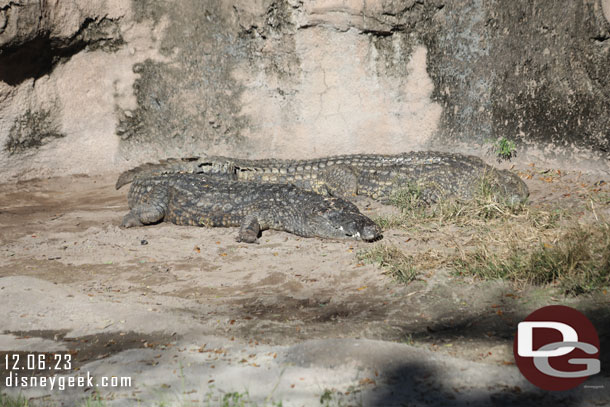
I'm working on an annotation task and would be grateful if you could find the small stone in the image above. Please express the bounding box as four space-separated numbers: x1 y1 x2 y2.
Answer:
141 239 148 245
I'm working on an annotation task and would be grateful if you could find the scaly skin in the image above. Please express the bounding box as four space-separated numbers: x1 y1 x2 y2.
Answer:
116 151 529 205
120 174 382 243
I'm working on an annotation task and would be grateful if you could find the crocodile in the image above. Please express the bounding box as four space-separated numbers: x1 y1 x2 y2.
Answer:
120 173 382 243
116 151 529 205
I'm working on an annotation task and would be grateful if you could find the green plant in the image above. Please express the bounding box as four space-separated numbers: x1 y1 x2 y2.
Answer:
319 389 333 405
319 389 346 407
491 137 517 161
202 388 284 407
0 393 29 407
82 393 106 407
221 392 249 407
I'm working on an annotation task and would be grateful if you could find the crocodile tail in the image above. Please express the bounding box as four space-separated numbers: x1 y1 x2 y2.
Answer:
115 157 202 190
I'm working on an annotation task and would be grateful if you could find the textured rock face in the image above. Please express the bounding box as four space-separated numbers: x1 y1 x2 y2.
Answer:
0 0 608 180
0 0 160 179
0 0 125 85
117 0 442 160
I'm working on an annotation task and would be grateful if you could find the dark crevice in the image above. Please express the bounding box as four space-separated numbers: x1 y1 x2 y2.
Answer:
359 28 395 37
0 1 24 13
0 36 72 86
591 33 610 43
0 17 123 86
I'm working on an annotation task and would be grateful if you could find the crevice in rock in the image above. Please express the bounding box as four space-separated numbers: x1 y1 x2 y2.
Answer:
591 33 610 43
359 28 395 37
0 2 22 33
0 16 123 86
0 1 24 11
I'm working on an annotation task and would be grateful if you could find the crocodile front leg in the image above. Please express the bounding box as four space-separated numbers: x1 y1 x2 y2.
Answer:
121 182 169 228
237 214 263 243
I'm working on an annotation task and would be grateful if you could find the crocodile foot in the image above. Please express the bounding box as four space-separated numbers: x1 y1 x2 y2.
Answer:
121 212 143 228
237 215 262 243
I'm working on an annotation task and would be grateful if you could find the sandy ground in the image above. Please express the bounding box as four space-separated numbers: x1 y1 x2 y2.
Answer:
1 168 609 406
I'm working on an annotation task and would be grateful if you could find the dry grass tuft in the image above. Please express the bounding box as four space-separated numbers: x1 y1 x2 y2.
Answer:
455 222 610 295
372 176 610 295
377 175 530 230
358 244 418 284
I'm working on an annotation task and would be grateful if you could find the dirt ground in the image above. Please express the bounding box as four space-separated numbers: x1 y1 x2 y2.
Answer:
1 166 609 406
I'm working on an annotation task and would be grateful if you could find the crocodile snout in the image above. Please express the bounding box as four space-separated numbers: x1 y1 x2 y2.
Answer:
361 223 383 242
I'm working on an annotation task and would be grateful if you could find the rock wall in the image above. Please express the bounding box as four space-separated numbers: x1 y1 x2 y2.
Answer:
0 0 608 180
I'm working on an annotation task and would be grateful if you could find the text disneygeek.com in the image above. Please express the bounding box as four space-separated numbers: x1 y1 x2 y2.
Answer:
5 372 132 391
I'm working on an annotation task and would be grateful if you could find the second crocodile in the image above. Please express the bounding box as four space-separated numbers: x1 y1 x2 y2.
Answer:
116 151 529 205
